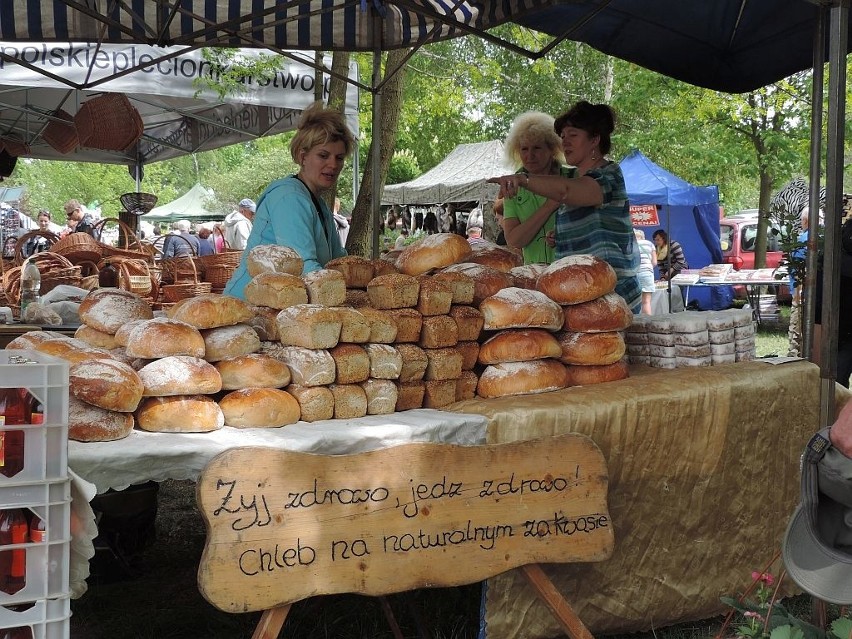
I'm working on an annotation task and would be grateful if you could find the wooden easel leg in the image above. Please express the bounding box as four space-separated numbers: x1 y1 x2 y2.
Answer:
378 596 405 639
521 564 594 639
251 604 292 639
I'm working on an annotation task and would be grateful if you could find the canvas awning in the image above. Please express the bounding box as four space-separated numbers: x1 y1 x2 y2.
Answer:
144 184 220 222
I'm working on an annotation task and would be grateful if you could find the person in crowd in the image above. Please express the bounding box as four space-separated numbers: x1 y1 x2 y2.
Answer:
423 210 439 234
162 219 200 258
196 226 215 256
61 199 95 237
394 226 410 250
466 225 485 245
224 102 353 298
783 398 852 606
634 228 657 315
223 198 255 250
333 198 350 248
493 198 507 246
489 101 641 311
499 111 567 265
652 229 688 281
22 211 53 256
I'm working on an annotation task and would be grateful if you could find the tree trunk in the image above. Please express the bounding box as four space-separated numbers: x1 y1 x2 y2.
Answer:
755 170 774 268
347 50 409 258
322 52 353 211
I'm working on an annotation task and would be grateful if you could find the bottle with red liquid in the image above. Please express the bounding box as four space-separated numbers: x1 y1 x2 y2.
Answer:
0 388 31 479
27 515 44 545
0 509 28 595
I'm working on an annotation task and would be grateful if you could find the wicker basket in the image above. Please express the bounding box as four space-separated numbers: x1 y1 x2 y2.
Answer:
0 135 31 157
120 192 158 215
41 109 79 155
4 253 82 303
158 235 201 284
75 93 144 152
49 231 101 265
93 218 156 262
13 230 59 265
160 256 210 302
100 257 158 300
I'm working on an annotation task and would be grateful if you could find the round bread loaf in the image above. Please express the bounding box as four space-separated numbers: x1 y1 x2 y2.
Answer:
125 317 206 359
68 396 134 442
509 263 548 289
74 324 119 350
35 337 114 363
367 274 420 310
136 395 224 432
467 241 523 272
78 289 153 334
6 331 61 350
165 293 253 329
561 291 633 333
395 232 472 276
70 359 144 412
326 256 375 289
477 359 569 398
245 272 308 310
219 388 300 428
441 263 513 306
556 331 626 366
215 354 291 390
113 319 147 347
246 244 304 277
536 255 617 305
138 356 222 396
564 360 630 386
479 287 564 331
201 323 260 362
478 329 563 364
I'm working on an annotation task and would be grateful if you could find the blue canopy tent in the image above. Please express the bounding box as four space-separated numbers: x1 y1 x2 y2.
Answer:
621 149 731 310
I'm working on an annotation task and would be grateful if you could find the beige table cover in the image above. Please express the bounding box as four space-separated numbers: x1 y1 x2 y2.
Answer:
451 360 821 638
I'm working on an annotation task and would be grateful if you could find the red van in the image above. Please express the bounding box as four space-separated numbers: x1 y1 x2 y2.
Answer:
719 214 790 301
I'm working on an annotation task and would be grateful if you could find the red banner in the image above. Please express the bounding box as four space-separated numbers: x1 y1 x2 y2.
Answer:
630 204 659 226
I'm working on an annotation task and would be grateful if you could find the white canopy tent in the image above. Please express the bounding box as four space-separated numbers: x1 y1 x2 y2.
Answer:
144 183 219 222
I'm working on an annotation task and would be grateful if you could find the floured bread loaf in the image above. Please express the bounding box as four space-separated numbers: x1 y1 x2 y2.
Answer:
386 309 423 343
364 344 403 379
480 288 564 331
245 272 308 310
448 305 484 342
138 356 222 396
330 384 368 419
125 317 206 359
479 329 562 364
70 359 144 412
219 388 300 428
367 274 420 309
36 337 114 364
556 331 625 366
75 324 119 350
330 344 370 384
303 269 346 306
396 232 472 276
276 304 341 349
455 370 478 401
441 263 513 306
395 381 425 411
273 345 336 386
432 271 475 305
423 379 457 408
509 263 547 289
564 360 629 386
416 278 453 316
419 315 459 349
136 395 224 432
215 354 291 390
113 319 147 347
477 359 569 398
536 255 617 305
286 384 334 422
246 306 280 341
358 307 398 344
561 292 633 333
334 306 371 343
326 256 375 288
6 331 60 350
360 379 398 415
68 397 134 442
166 293 253 329
202 324 260 362
455 340 480 370
246 244 303 277
395 343 428 382
467 241 523 272
79 288 153 334
424 347 463 381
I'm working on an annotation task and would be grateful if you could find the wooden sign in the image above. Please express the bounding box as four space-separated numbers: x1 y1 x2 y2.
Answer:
197 434 613 613
630 204 660 226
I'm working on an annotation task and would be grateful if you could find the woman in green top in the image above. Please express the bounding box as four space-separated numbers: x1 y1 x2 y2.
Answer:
501 111 567 264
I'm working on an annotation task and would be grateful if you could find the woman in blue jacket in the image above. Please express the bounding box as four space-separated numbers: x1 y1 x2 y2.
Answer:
224 102 355 299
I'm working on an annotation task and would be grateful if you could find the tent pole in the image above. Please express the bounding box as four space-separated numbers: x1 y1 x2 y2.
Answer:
819 0 848 428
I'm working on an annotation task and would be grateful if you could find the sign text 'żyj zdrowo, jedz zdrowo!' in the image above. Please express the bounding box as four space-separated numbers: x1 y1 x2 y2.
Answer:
196 434 613 612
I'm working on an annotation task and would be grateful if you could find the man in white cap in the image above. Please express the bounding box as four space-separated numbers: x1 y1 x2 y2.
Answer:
223 198 255 249
783 400 852 605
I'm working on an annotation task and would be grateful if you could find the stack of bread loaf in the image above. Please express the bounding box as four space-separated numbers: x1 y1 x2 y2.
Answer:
624 309 755 368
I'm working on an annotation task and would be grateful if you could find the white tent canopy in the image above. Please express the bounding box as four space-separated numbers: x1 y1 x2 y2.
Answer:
381 140 512 206
144 184 218 222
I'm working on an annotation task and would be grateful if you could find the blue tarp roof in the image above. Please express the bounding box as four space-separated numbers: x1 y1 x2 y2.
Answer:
621 150 719 207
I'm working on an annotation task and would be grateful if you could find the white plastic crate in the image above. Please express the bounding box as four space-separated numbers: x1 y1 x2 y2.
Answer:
0 597 70 639
0 350 69 484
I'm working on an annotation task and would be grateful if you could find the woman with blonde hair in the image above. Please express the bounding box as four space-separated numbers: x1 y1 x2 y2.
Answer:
500 111 567 264
224 102 355 298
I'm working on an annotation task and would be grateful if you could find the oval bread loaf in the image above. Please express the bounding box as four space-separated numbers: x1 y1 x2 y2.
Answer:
556 331 626 366
136 395 224 433
201 324 261 362
536 255 617 305
479 287 564 331
138 356 222 396
78 288 153 334
477 359 569 398
247 244 304 277
70 359 144 412
219 388 300 428
125 317 206 359
564 360 630 386
395 232 472 276
561 292 633 333
166 293 253 329
215 354 291 390
68 397 134 442
478 329 562 364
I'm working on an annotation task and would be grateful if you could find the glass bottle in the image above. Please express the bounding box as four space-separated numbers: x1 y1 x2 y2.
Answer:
0 388 31 479
0 509 28 594
19 260 40 316
27 514 44 544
